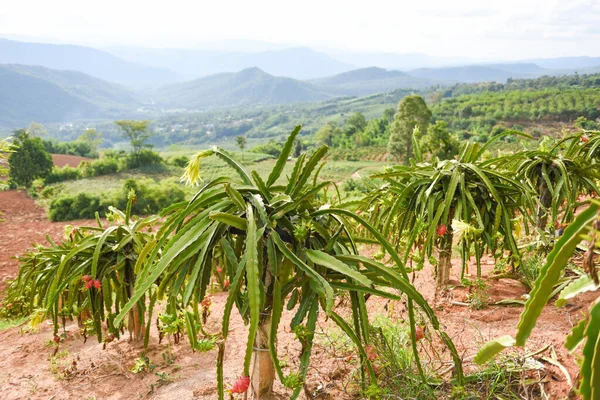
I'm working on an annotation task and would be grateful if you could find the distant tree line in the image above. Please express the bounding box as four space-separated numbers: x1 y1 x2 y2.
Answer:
437 72 600 98
305 76 600 163
432 88 600 133
310 95 460 164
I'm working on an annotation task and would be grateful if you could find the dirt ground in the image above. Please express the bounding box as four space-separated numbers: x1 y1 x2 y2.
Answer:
51 154 91 168
0 189 594 399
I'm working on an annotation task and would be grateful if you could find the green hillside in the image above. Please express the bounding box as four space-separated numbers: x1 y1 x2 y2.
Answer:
430 74 600 132
0 64 139 128
146 89 413 146
150 67 334 109
432 88 600 132
310 67 440 96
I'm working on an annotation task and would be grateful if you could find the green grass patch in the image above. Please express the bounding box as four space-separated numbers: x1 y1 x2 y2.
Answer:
0 316 29 330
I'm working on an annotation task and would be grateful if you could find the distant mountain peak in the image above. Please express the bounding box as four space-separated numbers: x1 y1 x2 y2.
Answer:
151 67 333 109
238 66 269 76
301 66 437 97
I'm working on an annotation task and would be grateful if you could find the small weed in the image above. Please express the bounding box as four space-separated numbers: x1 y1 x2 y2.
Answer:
368 315 435 399
130 353 156 374
26 377 38 394
314 325 354 356
464 279 491 310
278 358 289 369
368 315 540 399
363 384 385 399
281 372 301 390
158 312 184 344
519 253 544 289
161 348 176 365
194 337 217 352
54 350 69 359
48 351 70 379
147 372 174 395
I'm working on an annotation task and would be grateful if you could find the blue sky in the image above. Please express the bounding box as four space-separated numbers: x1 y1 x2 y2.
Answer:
0 0 598 59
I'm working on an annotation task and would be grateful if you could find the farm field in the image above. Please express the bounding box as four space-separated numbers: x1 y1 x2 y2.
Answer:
1 72 600 400
35 154 389 213
0 188 591 399
3 2 600 398
51 154 91 168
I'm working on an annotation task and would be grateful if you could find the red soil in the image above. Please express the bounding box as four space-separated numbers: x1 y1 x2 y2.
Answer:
0 189 594 399
0 190 97 293
51 154 90 168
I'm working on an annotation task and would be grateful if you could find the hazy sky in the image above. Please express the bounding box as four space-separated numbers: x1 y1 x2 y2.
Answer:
1 0 599 59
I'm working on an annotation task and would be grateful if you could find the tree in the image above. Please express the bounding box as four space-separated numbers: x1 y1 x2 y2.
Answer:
0 137 14 179
314 122 339 146
388 95 432 164
235 136 247 159
344 112 367 138
8 130 53 188
0 138 15 222
293 138 302 157
114 120 152 159
27 122 48 138
420 121 459 160
358 118 388 147
77 128 103 156
383 107 395 123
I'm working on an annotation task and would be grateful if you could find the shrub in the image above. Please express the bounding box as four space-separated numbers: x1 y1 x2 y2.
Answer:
250 140 284 157
575 116 600 130
103 149 127 159
40 185 63 199
170 156 189 168
44 166 82 184
49 192 102 221
122 179 185 216
342 177 380 195
48 179 186 221
125 149 163 169
80 158 119 178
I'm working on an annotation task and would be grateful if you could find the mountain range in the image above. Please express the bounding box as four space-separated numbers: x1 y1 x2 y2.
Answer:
105 46 355 80
0 38 178 86
4 38 600 87
1 37 600 129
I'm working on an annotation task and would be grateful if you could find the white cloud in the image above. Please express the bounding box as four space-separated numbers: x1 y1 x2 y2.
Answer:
0 0 598 59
